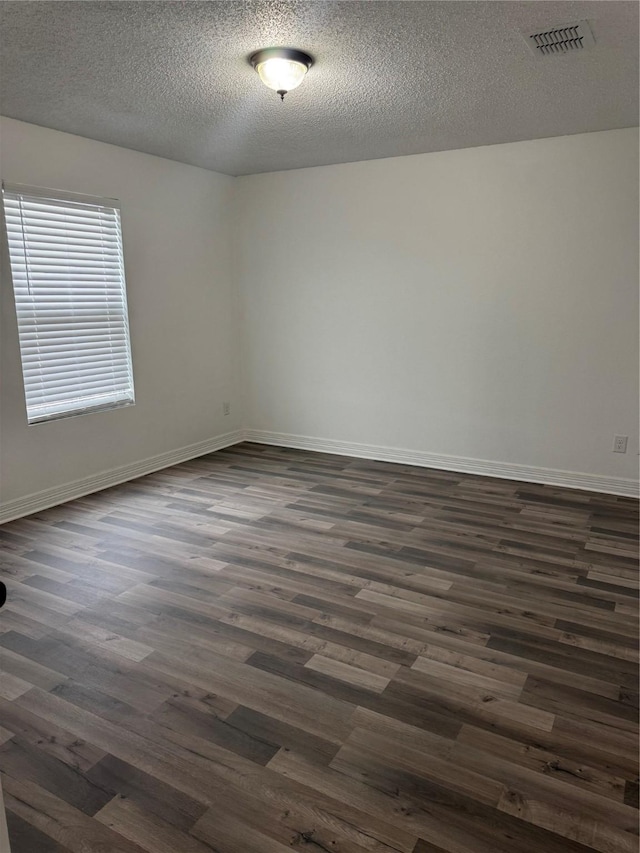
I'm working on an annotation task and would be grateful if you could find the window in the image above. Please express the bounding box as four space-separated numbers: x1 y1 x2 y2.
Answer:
2 183 135 424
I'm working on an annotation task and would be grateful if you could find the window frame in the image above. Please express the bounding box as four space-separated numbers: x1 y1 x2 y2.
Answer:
2 181 135 425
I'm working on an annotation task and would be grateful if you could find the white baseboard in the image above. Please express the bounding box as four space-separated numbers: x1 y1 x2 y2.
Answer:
244 429 640 498
2 426 636 524
0 430 244 525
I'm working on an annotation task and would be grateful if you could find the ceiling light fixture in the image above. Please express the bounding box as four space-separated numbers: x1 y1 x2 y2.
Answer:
250 47 313 101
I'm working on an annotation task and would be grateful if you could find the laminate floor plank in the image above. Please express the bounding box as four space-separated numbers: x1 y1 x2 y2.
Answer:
0 442 637 852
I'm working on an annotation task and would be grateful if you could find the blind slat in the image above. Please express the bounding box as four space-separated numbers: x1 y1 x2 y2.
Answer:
22 358 133 377
3 183 135 424
25 381 133 403
21 344 129 357
23 361 132 379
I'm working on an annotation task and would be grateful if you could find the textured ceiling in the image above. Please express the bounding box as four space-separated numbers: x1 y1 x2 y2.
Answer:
0 1 638 176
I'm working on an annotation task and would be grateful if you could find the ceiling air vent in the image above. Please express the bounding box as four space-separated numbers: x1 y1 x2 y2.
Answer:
523 20 595 56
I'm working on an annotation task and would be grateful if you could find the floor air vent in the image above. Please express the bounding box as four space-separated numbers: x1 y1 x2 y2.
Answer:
523 20 595 56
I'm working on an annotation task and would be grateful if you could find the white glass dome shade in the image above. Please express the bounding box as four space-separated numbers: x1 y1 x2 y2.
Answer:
250 48 313 100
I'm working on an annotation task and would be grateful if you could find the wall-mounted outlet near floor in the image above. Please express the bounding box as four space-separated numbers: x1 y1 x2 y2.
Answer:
223 401 231 416
613 435 628 453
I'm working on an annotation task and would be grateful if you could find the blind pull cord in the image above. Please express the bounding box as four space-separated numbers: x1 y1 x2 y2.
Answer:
17 195 33 296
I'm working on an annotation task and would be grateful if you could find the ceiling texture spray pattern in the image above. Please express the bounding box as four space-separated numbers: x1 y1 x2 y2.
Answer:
0 1 637 176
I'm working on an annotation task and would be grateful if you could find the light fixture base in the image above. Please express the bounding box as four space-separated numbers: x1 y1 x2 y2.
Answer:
249 47 313 71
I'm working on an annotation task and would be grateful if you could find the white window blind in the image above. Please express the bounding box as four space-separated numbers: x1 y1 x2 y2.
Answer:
2 182 135 424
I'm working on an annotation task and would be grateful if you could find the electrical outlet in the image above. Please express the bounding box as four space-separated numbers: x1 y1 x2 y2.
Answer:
613 435 628 454
223 401 230 416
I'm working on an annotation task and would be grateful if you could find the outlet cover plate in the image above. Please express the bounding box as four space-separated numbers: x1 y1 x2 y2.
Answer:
613 435 628 453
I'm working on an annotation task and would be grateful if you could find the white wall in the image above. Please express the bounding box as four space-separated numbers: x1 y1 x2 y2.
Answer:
2 121 637 510
1 117 240 510
235 129 639 489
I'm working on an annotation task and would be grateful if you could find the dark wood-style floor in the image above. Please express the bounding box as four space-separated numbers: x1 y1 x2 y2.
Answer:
0 442 638 853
